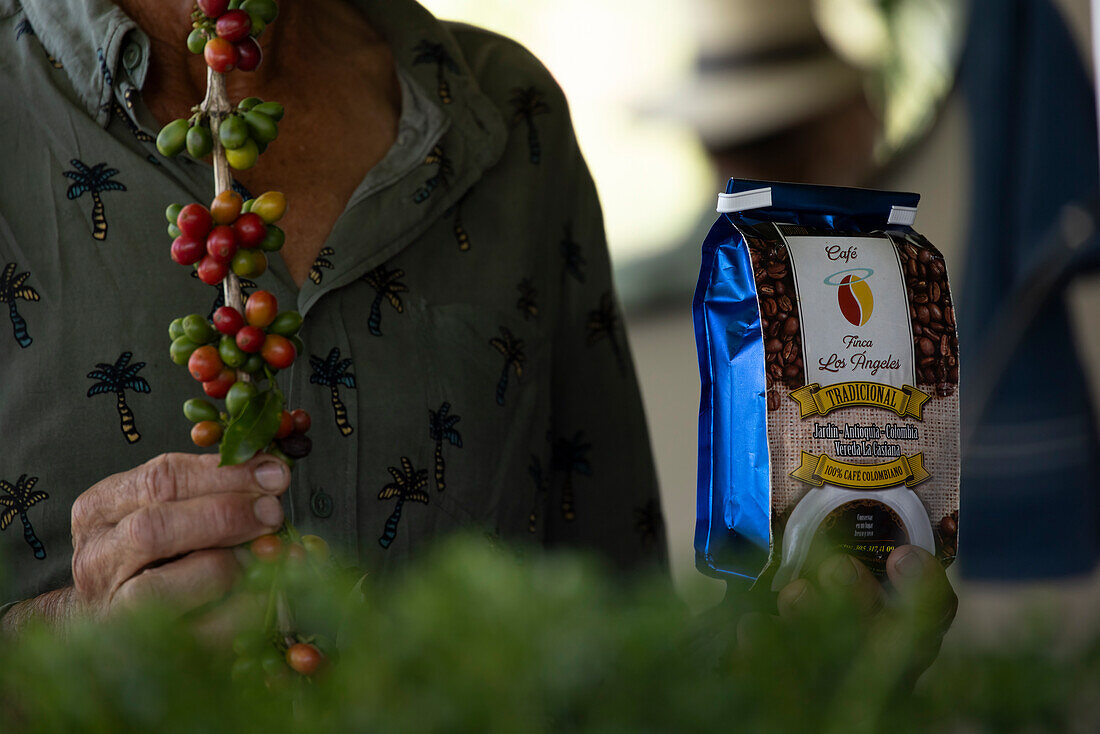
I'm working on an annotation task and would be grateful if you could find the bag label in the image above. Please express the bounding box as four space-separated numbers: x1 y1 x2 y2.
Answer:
781 233 915 389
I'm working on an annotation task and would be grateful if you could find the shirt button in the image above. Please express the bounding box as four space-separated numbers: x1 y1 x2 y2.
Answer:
122 43 143 71
310 488 333 518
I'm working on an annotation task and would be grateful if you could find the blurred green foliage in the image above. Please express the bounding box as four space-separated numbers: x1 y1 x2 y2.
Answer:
1 536 1098 733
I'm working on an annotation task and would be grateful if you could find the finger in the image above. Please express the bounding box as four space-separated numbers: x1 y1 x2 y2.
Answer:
105 491 284 588
777 577 820 620
886 545 958 633
817 554 886 619
75 452 290 527
112 549 241 614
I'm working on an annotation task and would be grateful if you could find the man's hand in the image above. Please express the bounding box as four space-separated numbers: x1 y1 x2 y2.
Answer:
739 546 958 681
3 453 289 632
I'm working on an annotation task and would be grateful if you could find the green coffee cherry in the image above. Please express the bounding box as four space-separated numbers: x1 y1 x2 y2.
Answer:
168 223 182 238
168 318 186 341
219 115 249 150
186 123 214 159
238 96 263 112
182 314 216 344
187 28 206 55
170 336 199 365
242 0 278 23
269 311 302 337
242 353 265 373
251 101 284 122
165 203 183 224
183 398 220 423
243 110 278 144
219 335 247 368
226 381 259 417
259 224 284 252
156 119 189 157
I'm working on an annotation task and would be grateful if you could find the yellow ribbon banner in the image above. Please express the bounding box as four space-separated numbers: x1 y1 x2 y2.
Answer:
789 452 931 490
789 382 930 420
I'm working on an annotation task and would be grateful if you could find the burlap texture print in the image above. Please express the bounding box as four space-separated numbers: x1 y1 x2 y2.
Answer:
767 388 960 563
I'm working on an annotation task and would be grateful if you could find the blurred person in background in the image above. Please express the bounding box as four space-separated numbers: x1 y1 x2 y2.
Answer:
622 0 1100 584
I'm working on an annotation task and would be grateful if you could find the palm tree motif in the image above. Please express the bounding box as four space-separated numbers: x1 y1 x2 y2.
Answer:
560 224 586 283
552 431 592 522
527 455 548 534
0 262 40 348
634 499 664 550
16 19 62 68
509 87 550 164
63 159 127 241
0 475 48 560
489 327 526 406
377 457 430 548
87 351 150 444
412 40 459 104
586 291 626 375
112 100 154 143
450 196 471 251
362 264 407 336
192 271 256 318
414 146 452 204
516 278 538 320
309 347 357 436
309 247 336 285
428 402 463 492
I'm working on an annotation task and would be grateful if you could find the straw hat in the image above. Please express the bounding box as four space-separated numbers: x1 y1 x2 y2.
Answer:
655 0 864 149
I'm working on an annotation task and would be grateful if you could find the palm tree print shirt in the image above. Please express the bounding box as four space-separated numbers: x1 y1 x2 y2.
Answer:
0 0 667 608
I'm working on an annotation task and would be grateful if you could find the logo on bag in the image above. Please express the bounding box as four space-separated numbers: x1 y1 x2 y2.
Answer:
824 268 874 326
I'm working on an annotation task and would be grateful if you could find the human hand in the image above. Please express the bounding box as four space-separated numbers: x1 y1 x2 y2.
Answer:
739 546 958 681
63 452 289 618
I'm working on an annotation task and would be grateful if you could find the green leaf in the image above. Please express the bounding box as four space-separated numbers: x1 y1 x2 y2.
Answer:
219 389 283 466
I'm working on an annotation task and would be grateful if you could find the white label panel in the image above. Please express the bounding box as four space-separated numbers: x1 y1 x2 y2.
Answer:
780 231 915 389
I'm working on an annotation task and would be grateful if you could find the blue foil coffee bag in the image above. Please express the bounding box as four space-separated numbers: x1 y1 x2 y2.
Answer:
694 179 960 585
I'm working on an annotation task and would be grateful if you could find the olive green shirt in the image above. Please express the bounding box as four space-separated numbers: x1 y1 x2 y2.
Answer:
0 0 666 606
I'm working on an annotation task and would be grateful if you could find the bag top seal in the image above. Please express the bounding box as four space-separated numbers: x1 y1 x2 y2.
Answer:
716 178 921 227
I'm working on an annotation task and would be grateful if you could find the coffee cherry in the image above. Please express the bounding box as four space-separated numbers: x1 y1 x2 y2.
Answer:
183 398 220 423
251 534 282 562
245 291 278 327
251 101 284 122
277 432 311 459
248 13 266 39
165 203 184 224
243 110 278 144
242 353 266 374
225 381 258 417
231 249 267 278
242 0 279 23
261 334 296 369
233 212 267 248
196 255 229 285
187 28 207 55
198 0 230 17
188 345 224 382
156 119 189 157
285 643 323 676
259 224 285 252
186 124 213 159
191 420 223 447
213 306 245 336
216 9 252 42
238 97 263 112
225 138 259 170
236 325 266 354
168 223 182 238
170 336 199 366
206 225 238 263
202 368 237 399
290 409 311 434
250 191 286 224
182 314 216 344
211 190 244 225
177 204 213 239
236 37 262 71
219 115 249 150
171 235 205 266
300 534 328 560
275 410 294 439
169 318 186 341
219 334 247 368
268 311 302 337
286 543 306 562
204 36 238 73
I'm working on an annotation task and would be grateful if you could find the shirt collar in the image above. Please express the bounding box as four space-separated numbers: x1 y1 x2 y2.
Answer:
14 0 506 170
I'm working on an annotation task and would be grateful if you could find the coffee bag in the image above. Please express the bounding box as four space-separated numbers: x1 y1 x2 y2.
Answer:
693 179 959 586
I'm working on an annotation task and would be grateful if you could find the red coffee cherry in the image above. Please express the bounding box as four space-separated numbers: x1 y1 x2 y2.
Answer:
171 235 205 266
204 37 238 73
275 410 294 439
233 212 267 248
206 225 238 263
236 37 262 72
213 306 245 336
191 420 223 447
261 334 296 370
290 409 311 434
245 290 278 328
285 643 324 676
197 0 230 18
216 10 252 43
202 368 237 399
177 204 213 240
196 255 228 285
188 345 224 382
251 534 282 562
236 325 266 354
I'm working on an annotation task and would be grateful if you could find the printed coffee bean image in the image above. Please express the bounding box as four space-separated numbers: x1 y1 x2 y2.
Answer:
745 230 805 411
893 233 958 396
